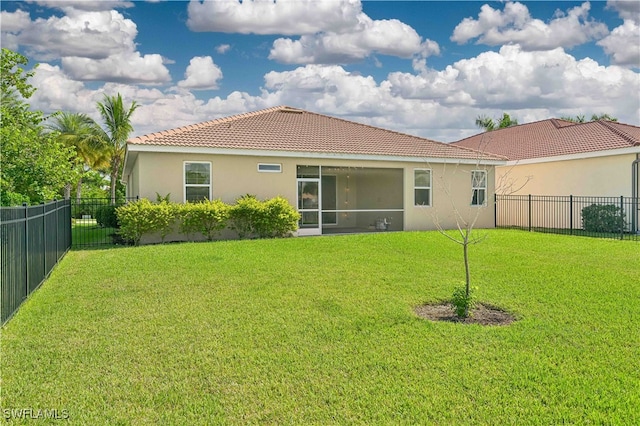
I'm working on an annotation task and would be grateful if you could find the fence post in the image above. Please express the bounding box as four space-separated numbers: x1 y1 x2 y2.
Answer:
23 203 28 301
494 193 498 228
528 194 532 232
620 195 624 240
569 195 573 235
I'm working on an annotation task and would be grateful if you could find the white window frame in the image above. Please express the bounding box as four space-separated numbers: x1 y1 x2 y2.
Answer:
183 161 212 203
471 170 487 206
257 163 282 173
414 168 432 207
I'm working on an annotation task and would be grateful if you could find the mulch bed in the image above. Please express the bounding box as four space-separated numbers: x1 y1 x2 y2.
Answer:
414 302 516 326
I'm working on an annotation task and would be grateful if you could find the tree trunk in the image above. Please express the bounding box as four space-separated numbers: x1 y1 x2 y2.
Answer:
63 183 72 200
76 177 82 203
110 157 120 205
463 236 471 318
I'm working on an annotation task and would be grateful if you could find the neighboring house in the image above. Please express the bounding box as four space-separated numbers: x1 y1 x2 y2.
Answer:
452 119 640 198
123 106 505 238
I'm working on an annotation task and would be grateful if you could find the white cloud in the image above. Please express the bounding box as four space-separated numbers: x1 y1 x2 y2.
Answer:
2 6 172 85
177 56 223 90
216 44 231 54
186 0 362 35
269 17 433 64
3 9 138 61
62 51 171 84
597 19 640 67
606 0 640 22
451 1 609 50
30 1 134 12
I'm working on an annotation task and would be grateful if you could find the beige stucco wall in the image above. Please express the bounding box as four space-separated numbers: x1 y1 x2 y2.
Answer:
124 151 497 236
497 153 637 197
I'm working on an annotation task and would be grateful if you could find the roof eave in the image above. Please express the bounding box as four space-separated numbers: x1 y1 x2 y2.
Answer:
126 143 506 166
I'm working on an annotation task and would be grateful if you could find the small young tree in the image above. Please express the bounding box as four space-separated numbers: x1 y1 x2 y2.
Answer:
428 135 529 318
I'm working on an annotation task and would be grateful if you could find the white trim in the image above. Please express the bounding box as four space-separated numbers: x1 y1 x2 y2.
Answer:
505 146 640 166
413 168 432 207
183 161 212 203
471 170 487 206
257 163 282 173
127 144 506 166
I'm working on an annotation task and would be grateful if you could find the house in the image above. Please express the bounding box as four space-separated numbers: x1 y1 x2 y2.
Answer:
123 106 505 237
452 119 640 233
452 119 640 198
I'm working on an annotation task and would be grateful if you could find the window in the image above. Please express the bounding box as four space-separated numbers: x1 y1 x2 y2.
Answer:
471 170 487 206
258 163 282 173
184 162 211 202
414 169 431 206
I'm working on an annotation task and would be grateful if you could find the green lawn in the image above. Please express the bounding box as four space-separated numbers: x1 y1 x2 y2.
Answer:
71 220 117 247
1 230 639 424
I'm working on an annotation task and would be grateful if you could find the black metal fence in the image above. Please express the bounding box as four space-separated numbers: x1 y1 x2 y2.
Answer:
1 199 72 325
71 197 136 247
496 194 640 241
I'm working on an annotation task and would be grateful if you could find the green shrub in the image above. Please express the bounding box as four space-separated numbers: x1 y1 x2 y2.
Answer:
228 194 262 239
95 205 119 228
116 199 158 245
581 204 626 233
148 201 178 243
180 199 230 241
228 195 299 239
451 285 475 319
256 196 300 238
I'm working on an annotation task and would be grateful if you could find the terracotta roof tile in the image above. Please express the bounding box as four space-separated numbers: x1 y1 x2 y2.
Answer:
452 119 640 161
128 106 504 161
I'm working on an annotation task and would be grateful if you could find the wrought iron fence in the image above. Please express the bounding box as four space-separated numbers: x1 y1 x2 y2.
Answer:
70 197 137 247
496 194 639 241
1 199 71 325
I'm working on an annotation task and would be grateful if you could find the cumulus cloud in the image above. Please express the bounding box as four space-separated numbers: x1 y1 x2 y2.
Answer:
451 1 609 50
186 0 362 35
29 1 134 12
2 6 171 85
3 9 138 61
269 17 434 64
606 0 640 21
177 56 223 90
597 20 640 67
62 51 171 84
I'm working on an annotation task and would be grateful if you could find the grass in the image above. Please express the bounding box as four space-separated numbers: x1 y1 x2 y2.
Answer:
1 230 639 424
71 220 117 247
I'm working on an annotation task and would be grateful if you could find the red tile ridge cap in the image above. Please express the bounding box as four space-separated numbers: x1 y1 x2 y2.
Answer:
597 120 640 147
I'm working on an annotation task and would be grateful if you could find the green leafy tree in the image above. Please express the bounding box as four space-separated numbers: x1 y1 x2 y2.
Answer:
47 112 110 200
475 113 518 132
1 48 74 205
96 93 139 204
560 113 618 123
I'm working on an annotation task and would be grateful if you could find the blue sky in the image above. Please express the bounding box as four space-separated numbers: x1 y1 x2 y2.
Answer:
1 0 638 141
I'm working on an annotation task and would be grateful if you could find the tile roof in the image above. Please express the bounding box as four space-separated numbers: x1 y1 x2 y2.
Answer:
451 119 640 161
128 106 504 162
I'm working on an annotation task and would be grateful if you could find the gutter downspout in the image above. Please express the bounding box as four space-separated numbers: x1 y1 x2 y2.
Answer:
633 154 639 234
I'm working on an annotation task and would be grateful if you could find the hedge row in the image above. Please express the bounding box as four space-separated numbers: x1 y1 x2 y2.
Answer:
115 195 300 245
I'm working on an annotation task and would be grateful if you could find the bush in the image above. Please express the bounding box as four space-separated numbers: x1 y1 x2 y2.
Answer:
180 199 230 241
95 205 119 228
229 195 299 239
451 285 475 319
256 196 300 238
581 204 626 233
228 194 262 239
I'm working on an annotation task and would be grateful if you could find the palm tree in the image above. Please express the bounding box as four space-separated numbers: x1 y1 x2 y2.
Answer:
560 113 617 123
48 112 110 200
475 113 518 132
96 94 139 204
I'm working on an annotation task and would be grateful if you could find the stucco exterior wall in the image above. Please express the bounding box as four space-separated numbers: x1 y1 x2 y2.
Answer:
497 153 637 197
125 151 497 234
